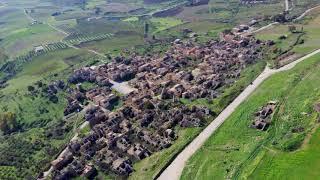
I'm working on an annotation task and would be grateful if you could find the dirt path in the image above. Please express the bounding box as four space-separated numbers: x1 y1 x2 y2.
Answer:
249 22 279 34
47 22 69 36
157 49 320 180
41 110 90 179
46 22 107 57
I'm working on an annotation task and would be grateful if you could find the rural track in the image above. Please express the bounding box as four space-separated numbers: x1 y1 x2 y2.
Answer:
157 48 320 180
23 8 36 22
249 3 320 34
295 5 320 21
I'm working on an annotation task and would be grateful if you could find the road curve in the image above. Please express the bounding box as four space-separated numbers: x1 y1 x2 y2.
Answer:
157 49 320 180
295 5 320 21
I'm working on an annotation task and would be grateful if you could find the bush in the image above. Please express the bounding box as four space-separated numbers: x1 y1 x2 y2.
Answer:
281 133 306 151
0 112 19 134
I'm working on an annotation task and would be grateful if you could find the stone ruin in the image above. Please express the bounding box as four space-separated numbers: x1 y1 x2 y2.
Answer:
251 101 277 130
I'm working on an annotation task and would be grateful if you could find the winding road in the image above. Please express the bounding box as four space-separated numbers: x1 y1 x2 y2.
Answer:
157 48 320 180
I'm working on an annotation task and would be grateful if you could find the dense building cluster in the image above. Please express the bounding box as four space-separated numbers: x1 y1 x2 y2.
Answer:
51 32 267 179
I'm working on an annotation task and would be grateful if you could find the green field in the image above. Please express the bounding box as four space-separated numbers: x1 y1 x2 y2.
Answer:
181 46 320 180
0 7 67 58
1 24 65 57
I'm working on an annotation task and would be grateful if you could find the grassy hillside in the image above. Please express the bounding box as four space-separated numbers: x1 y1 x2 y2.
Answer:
181 46 320 180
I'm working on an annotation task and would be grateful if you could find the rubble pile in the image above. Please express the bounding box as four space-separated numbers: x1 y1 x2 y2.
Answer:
251 101 277 130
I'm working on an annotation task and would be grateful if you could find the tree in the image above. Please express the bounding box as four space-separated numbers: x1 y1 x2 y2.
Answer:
273 13 287 23
222 29 232 35
95 7 102 15
27 85 35 92
0 112 18 134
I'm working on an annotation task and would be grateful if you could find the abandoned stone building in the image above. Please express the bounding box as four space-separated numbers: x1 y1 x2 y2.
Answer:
251 101 277 130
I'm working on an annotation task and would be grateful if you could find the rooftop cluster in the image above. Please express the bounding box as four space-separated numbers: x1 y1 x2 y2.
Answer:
51 32 267 179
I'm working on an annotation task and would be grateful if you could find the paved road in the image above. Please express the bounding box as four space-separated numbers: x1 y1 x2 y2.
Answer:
285 0 289 11
46 22 107 57
157 48 320 180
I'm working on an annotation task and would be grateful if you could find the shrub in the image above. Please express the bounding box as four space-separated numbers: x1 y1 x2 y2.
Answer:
0 112 19 134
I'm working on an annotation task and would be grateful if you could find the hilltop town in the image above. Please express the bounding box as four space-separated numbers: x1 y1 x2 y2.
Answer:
47 28 269 179
1 0 320 179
